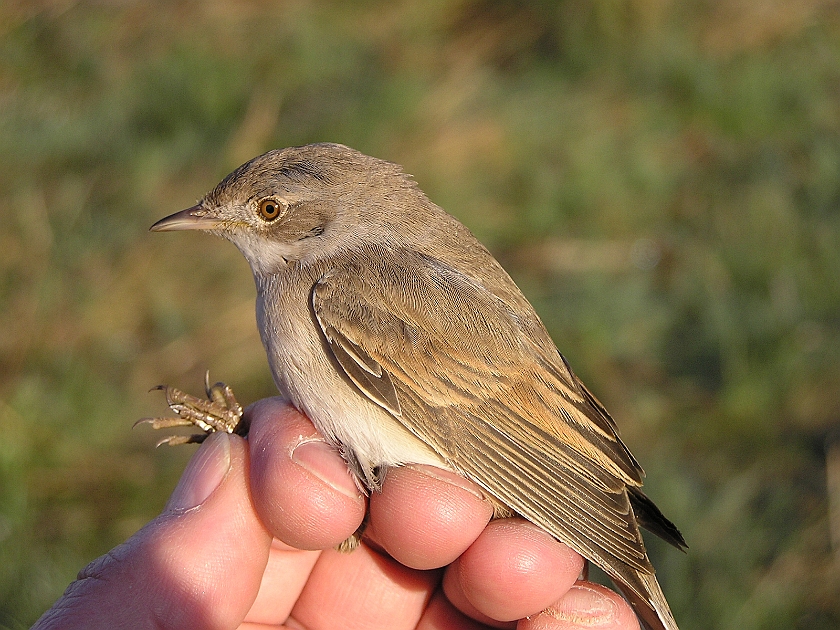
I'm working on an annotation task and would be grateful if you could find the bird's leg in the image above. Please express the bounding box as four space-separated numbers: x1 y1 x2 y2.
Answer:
336 514 369 553
136 372 247 446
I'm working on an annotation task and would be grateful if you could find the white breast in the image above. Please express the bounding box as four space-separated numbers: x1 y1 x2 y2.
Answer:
255 270 447 485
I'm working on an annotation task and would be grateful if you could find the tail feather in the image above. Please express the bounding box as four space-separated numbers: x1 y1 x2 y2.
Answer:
628 487 688 552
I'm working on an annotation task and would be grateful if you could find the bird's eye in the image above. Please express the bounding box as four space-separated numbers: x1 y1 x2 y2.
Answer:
258 198 286 222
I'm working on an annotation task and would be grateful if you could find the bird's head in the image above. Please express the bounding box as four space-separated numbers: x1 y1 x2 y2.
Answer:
151 143 417 276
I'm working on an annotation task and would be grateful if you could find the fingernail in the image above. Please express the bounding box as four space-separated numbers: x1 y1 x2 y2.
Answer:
405 464 486 501
291 438 362 500
544 585 617 625
166 432 231 511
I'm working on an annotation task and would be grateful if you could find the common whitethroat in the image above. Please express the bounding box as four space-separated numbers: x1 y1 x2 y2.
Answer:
150 143 686 630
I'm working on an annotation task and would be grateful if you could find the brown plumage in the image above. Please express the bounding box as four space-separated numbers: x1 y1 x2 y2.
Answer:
151 143 686 630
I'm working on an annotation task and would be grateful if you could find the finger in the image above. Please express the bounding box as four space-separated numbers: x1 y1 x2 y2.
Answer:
288 545 440 630
33 432 272 630
247 397 367 550
442 519 584 623
416 590 496 630
240 539 320 626
517 582 640 630
368 464 494 570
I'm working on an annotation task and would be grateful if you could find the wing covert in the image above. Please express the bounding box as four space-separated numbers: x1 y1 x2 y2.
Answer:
310 244 656 583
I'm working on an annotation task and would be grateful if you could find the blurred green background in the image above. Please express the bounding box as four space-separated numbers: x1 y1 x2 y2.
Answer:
2 1 839 628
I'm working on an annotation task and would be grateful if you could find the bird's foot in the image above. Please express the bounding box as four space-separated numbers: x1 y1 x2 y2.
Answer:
136 372 246 446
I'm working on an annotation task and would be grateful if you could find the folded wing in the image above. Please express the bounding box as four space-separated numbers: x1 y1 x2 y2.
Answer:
311 244 684 627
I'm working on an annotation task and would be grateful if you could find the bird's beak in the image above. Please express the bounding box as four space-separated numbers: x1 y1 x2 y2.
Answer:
150 204 223 232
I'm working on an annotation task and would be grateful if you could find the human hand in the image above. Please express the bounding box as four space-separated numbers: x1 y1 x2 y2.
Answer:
33 397 639 629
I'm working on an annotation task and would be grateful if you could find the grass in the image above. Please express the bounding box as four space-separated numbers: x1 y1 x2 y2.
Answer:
1 1 839 627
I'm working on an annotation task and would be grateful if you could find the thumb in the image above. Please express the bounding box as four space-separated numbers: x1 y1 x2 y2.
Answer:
33 432 272 630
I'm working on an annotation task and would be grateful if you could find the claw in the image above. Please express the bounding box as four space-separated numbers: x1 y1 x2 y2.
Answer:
155 433 208 448
138 374 245 446
134 416 196 430
204 370 213 400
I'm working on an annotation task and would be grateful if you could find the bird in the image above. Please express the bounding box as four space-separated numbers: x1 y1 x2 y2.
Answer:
150 142 686 630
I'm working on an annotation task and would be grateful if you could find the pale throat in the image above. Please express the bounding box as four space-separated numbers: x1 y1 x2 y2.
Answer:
229 233 296 277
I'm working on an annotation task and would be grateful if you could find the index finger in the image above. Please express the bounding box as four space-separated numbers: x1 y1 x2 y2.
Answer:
246 397 367 550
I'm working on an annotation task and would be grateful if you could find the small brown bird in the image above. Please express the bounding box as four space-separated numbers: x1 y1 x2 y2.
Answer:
151 143 686 630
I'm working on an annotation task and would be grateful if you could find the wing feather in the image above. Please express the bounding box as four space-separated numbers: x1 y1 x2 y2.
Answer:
311 245 665 593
